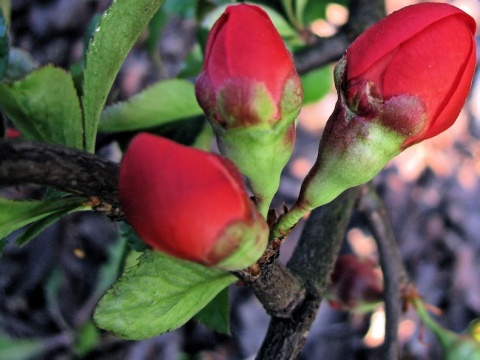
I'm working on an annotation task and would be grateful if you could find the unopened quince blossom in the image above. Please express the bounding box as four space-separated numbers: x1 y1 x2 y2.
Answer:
275 3 476 236
195 4 303 216
118 133 268 271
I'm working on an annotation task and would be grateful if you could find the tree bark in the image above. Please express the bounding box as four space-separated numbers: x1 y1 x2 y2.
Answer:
0 139 122 218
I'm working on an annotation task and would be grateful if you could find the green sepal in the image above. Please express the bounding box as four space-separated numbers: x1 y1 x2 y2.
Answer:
212 76 302 217
302 115 403 207
273 57 427 237
217 122 295 218
213 215 268 271
273 111 404 237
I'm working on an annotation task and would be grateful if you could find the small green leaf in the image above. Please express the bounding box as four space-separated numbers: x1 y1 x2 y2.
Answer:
99 79 202 132
13 189 81 247
70 14 103 96
0 197 87 239
0 65 84 149
94 250 236 340
74 321 100 357
83 14 103 66
81 0 164 152
301 65 332 104
194 287 230 335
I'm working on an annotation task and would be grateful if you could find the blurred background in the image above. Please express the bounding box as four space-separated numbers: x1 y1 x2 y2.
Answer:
1 0 480 359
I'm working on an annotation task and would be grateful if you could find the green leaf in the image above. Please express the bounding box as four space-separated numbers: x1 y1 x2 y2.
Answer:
99 79 202 132
301 65 332 105
0 336 48 360
0 197 87 239
13 190 82 247
194 287 230 335
94 250 236 340
0 65 84 149
74 321 100 357
81 0 164 152
295 0 309 28
0 8 8 80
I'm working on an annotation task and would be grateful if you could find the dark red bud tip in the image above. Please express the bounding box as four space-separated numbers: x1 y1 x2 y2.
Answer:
329 254 383 310
118 133 261 266
344 79 383 118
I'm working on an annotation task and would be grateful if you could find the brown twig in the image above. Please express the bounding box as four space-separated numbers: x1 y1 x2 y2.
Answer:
250 0 387 353
233 260 306 319
357 182 410 360
0 139 123 219
256 187 361 359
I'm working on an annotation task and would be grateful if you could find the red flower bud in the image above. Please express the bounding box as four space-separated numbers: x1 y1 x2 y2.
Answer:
196 4 301 125
195 4 303 216
343 2 476 147
118 133 268 270
273 4 476 236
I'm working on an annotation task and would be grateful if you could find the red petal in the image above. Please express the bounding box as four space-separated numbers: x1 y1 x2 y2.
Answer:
423 33 476 140
204 4 295 102
381 14 475 137
346 3 475 81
